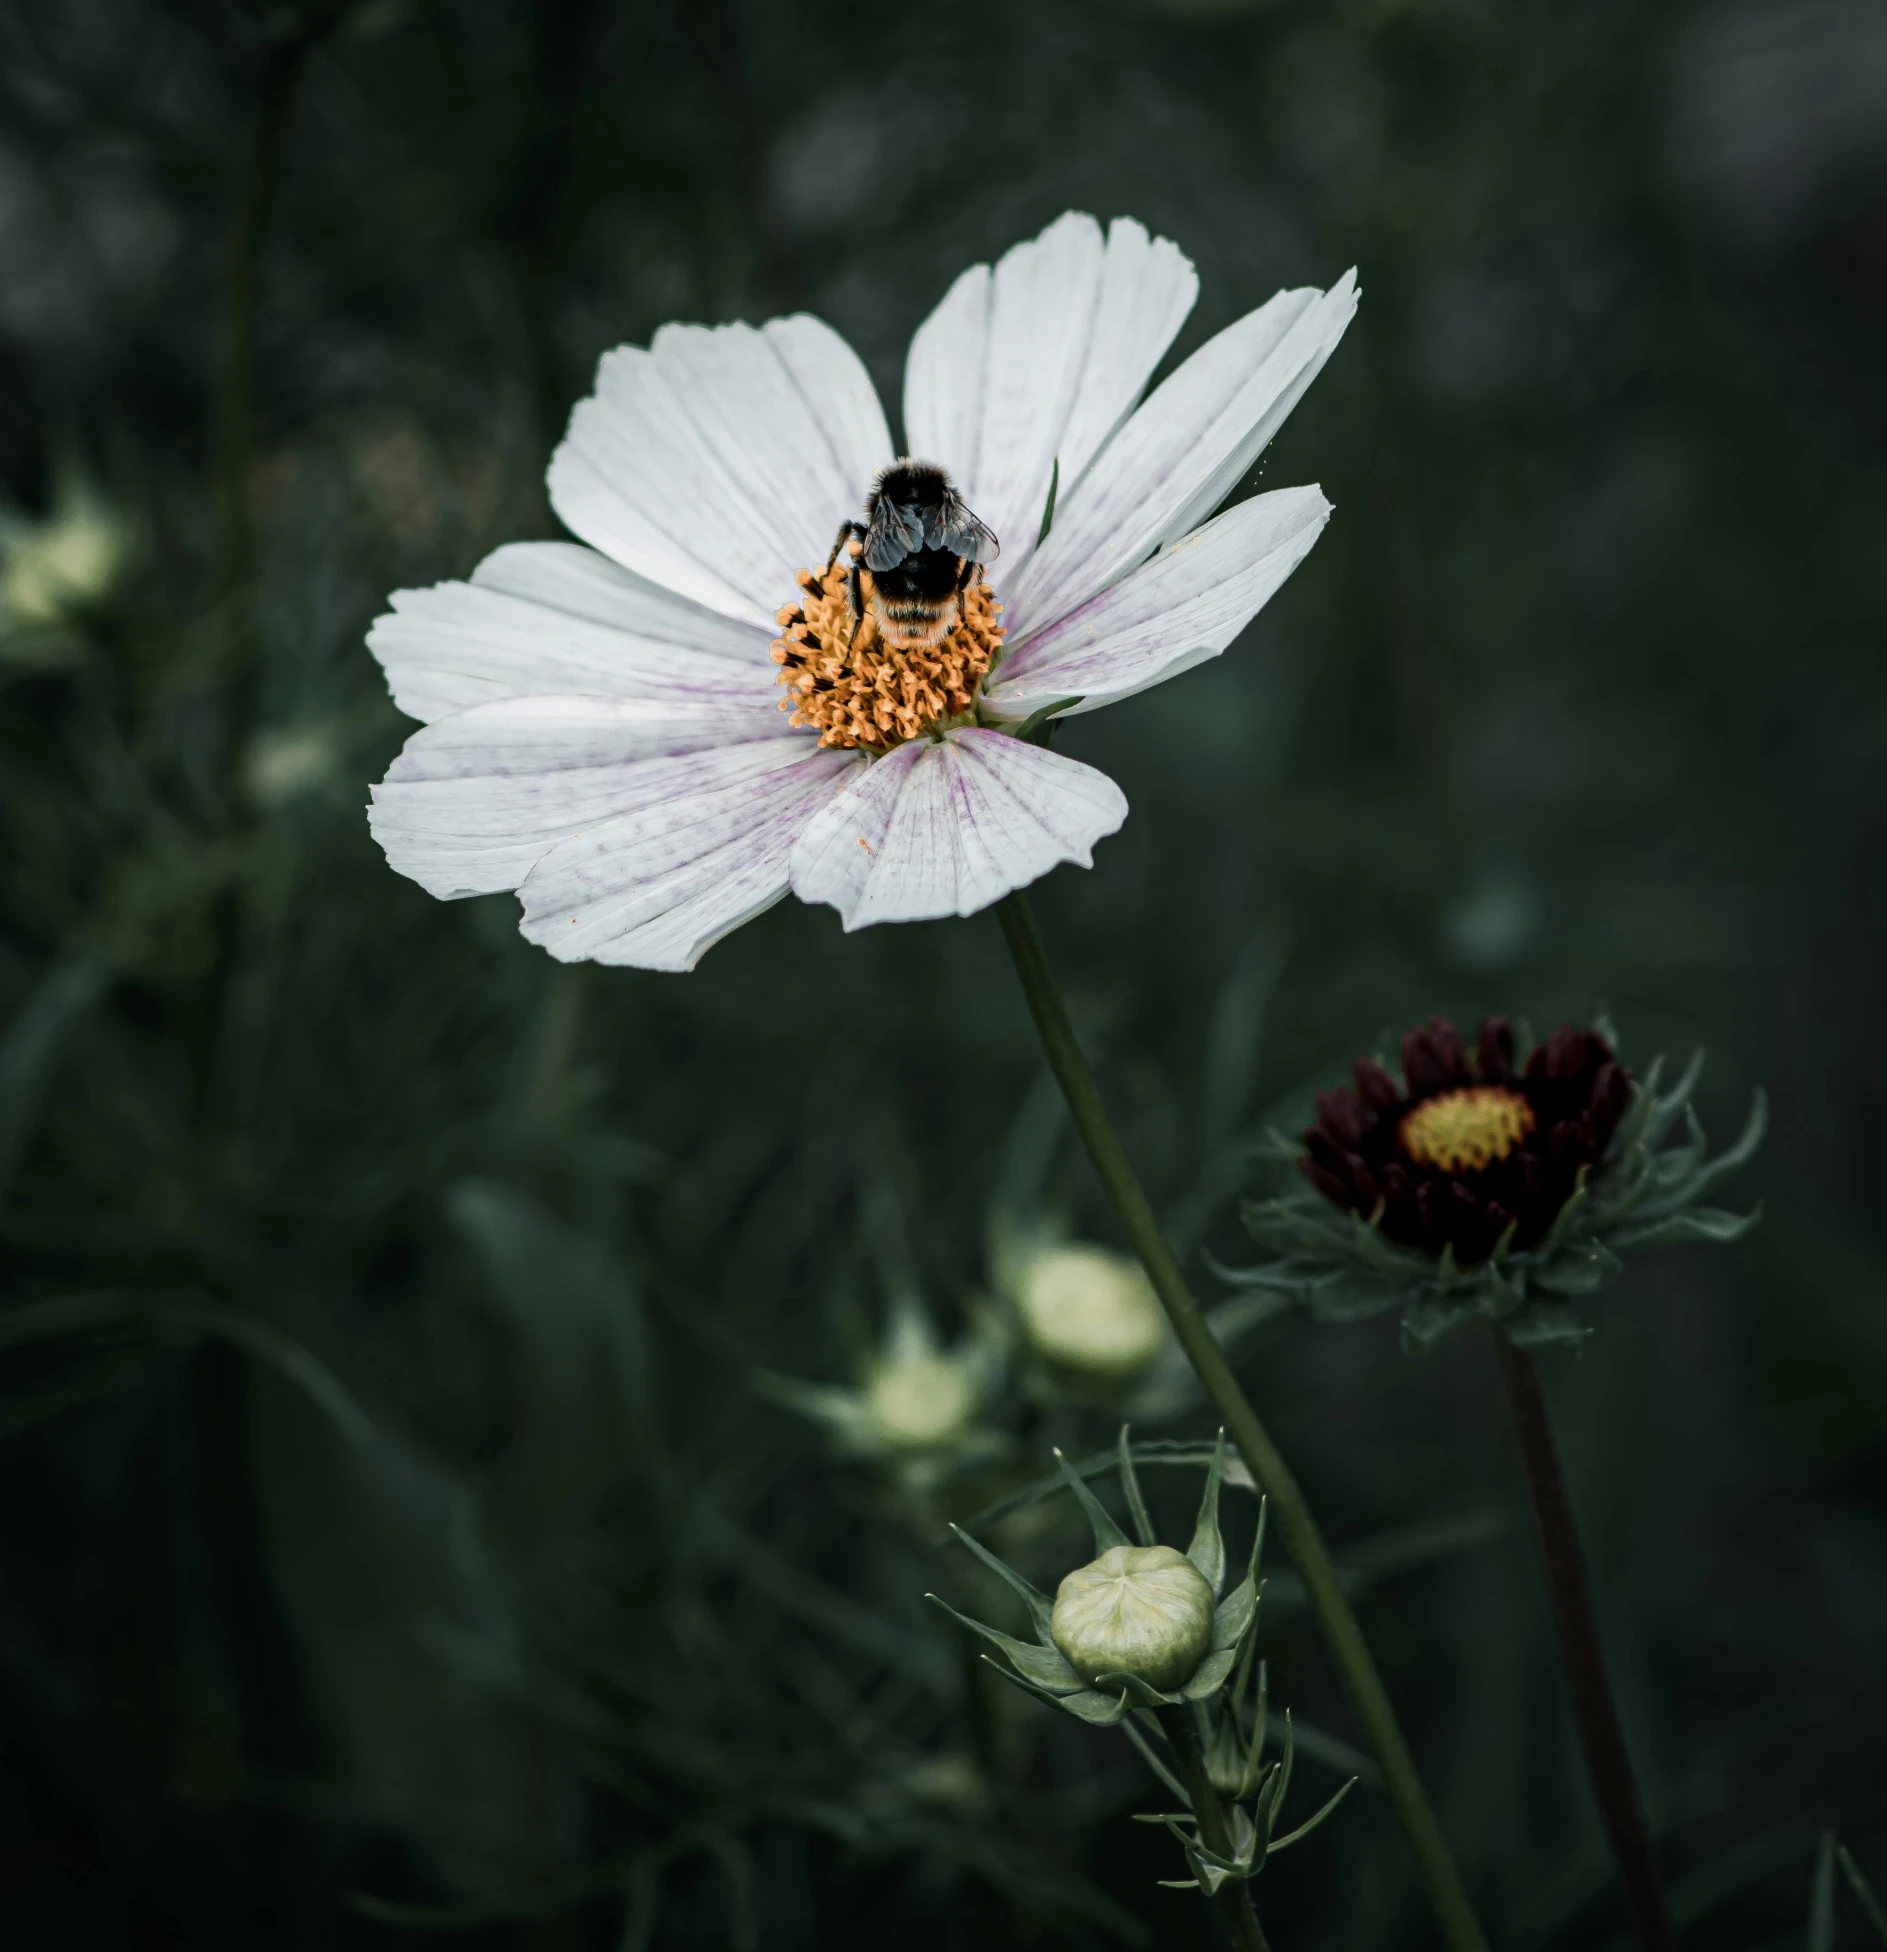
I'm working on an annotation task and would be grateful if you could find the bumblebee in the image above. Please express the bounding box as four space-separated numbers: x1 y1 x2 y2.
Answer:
826 459 999 652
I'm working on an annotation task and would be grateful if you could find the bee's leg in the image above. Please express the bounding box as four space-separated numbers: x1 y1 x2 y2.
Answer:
955 555 974 628
825 520 867 575
847 559 866 649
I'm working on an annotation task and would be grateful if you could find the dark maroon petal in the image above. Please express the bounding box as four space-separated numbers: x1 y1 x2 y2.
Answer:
1541 1024 1584 1083
1347 1160 1381 1208
1383 1161 1413 1205
1304 1128 1351 1175
1477 1017 1515 1081
1429 1017 1471 1083
1402 1026 1448 1095
1299 1158 1358 1210
1353 1057 1401 1112
1315 1088 1370 1147
1579 1035 1614 1089
1591 1060 1630 1130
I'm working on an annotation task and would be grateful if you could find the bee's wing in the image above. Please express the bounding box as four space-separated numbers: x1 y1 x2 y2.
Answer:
928 493 1000 564
863 500 926 572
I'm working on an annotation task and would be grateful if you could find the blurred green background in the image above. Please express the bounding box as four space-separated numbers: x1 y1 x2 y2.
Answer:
2 0 1884 1946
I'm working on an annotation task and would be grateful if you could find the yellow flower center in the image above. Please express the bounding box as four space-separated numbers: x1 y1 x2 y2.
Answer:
1398 1085 1536 1174
770 555 1003 751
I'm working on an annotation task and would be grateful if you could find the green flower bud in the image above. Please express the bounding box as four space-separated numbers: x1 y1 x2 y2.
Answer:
863 1351 977 1451
244 723 342 808
1015 1243 1166 1382
1 487 128 630
1049 1544 1214 1693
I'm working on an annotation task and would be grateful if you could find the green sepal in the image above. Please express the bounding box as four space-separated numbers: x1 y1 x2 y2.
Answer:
1256 1709 1296 1836
1149 1803 1261 1894
1536 1172 1593 1257
1608 1204 1762 1251
1502 1305 1593 1351
1116 1424 1158 1547
1034 456 1060 547
1005 696 1084 745
1094 1668 1184 1709
947 1522 1054 1641
1053 1446 1132 1555
1185 1429 1227 1594
1642 1050 1704 1148
1211 1571 1259 1652
1531 1240 1622 1295
984 1656 1129 1726
1264 1773 1358 1855
924 1593 1084 1692
1211 1501 1265 1653
1673 1088 1768 1199
1180 1645 1240 1700
1401 1298 1461 1352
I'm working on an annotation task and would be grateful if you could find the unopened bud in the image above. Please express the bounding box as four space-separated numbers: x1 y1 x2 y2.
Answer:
0 488 128 629
863 1351 976 1451
1050 1544 1214 1693
1015 1244 1166 1382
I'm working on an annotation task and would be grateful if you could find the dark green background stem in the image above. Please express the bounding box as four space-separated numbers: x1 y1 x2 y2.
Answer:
1157 1705 1270 1952
995 891 1489 1952
1492 1330 1673 1952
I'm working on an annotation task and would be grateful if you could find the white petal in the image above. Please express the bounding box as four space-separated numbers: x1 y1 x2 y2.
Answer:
548 315 892 626
762 314 895 514
1054 220 1201 498
985 486 1331 719
1004 271 1358 635
369 541 777 724
516 742 861 971
902 214 1197 581
370 697 808 899
788 727 1127 930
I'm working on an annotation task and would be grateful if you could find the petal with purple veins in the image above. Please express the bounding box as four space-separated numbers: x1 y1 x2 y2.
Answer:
1004 271 1358 636
984 486 1330 721
369 541 778 725
788 727 1127 930
549 315 893 626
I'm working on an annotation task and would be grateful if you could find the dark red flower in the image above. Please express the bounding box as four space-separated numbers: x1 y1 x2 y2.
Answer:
1298 1018 1632 1263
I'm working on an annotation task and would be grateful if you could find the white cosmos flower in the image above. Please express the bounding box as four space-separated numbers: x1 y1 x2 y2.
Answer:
367 212 1357 971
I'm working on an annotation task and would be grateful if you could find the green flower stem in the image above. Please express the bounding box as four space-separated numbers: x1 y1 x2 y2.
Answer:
1157 1704 1270 1952
1491 1329 1673 1952
995 891 1488 1952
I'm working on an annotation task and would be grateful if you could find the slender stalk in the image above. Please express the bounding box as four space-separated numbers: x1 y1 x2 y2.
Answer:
1491 1330 1673 1952
197 4 350 1120
217 5 356 708
1158 1705 1270 1952
996 892 1488 1952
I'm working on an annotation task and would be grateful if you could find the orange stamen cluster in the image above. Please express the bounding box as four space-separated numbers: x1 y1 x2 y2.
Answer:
771 559 1003 751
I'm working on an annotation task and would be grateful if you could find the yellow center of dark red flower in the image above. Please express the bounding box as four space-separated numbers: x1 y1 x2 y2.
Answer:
1398 1086 1536 1175
770 558 1003 751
